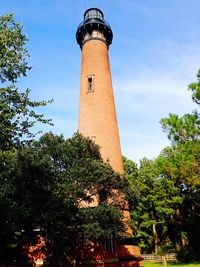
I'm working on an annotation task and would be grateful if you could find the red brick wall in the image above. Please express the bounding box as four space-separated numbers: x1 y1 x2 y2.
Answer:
78 39 124 174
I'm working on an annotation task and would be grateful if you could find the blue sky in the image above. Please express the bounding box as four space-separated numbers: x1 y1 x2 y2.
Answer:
1 0 200 163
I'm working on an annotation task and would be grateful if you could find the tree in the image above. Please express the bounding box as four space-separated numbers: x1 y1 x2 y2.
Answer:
0 14 52 150
160 70 200 188
188 69 200 105
159 69 200 261
0 13 52 265
0 133 127 265
160 113 200 145
0 14 31 83
124 157 182 254
157 146 200 256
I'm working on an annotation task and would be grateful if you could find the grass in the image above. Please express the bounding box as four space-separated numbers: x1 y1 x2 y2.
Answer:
142 262 200 267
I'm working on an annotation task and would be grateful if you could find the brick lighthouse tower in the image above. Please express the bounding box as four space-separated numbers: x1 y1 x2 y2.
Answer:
76 8 141 267
76 8 123 174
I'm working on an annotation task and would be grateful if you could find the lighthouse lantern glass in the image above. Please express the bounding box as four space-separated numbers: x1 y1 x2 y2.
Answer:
85 9 103 20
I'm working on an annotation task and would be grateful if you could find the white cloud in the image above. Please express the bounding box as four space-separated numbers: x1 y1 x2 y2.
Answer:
112 40 200 162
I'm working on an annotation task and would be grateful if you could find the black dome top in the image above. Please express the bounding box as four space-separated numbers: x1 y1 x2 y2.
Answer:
76 8 113 48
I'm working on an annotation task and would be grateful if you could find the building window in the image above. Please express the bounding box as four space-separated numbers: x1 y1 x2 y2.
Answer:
103 239 109 252
86 75 95 93
110 234 116 252
103 235 116 253
88 77 92 91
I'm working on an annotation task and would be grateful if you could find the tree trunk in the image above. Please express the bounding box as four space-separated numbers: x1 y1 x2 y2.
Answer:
152 223 160 254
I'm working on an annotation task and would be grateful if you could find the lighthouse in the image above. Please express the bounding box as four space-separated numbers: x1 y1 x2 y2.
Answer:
76 8 141 267
76 8 123 174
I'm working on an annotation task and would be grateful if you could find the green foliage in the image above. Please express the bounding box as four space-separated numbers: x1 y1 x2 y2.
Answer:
123 156 138 179
188 69 200 105
158 70 200 261
124 157 182 253
160 70 200 186
0 13 52 264
157 143 200 187
0 132 127 264
177 245 200 263
125 69 200 257
0 14 30 83
160 113 200 145
0 13 52 150
0 86 52 150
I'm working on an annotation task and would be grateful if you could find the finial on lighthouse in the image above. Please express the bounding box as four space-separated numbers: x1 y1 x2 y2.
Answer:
76 8 113 49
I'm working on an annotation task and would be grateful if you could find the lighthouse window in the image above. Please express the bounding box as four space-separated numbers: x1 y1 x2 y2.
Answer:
85 9 103 20
86 75 95 93
88 77 92 91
